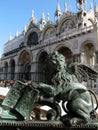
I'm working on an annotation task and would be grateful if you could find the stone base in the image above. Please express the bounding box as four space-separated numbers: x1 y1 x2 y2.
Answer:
0 120 98 130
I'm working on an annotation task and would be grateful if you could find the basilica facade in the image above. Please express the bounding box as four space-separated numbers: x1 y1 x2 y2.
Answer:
0 0 98 92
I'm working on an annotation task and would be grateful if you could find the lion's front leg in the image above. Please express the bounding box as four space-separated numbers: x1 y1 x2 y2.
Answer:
69 91 92 117
61 90 93 126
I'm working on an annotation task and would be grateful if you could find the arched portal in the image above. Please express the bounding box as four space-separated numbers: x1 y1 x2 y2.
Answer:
57 47 73 65
37 51 48 82
81 43 95 66
24 63 31 80
4 62 8 79
18 51 31 81
81 42 95 90
10 59 15 80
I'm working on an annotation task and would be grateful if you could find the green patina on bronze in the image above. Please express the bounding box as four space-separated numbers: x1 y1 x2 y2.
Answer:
0 51 98 127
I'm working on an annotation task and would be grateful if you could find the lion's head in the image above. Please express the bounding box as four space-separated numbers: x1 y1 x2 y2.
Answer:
45 51 66 84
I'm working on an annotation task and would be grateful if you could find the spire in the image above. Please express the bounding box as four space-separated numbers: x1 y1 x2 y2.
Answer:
55 3 62 17
23 25 27 35
24 25 27 32
32 10 34 17
42 12 45 22
55 3 62 22
40 12 46 29
30 9 37 24
76 0 86 11
94 3 98 12
15 30 19 37
94 3 98 18
64 1 67 12
90 2 93 10
84 0 86 10
9 33 13 41
46 12 50 22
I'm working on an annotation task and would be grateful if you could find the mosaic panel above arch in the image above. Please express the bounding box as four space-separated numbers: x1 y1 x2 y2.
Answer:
60 19 76 33
43 26 55 40
18 51 31 65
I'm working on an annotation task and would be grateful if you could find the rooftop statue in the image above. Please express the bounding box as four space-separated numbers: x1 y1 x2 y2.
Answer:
0 51 98 126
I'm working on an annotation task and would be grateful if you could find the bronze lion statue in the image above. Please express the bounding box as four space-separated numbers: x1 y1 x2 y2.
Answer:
0 51 98 126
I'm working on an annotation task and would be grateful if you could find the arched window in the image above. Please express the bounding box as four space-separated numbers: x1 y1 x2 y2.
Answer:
27 32 38 46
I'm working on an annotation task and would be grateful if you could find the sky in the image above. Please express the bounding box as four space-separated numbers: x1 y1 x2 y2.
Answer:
0 0 98 57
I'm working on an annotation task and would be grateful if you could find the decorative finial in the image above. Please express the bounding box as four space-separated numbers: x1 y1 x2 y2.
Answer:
16 30 19 37
23 25 27 35
9 33 13 41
